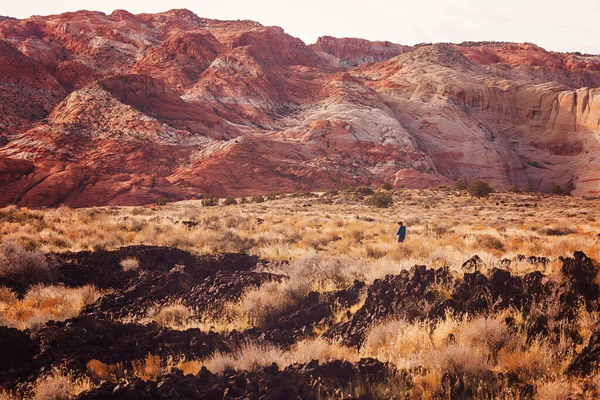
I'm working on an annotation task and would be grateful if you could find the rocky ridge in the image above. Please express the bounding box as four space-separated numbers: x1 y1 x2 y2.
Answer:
0 10 599 206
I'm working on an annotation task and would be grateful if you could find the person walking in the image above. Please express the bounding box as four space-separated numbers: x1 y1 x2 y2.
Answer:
396 221 406 243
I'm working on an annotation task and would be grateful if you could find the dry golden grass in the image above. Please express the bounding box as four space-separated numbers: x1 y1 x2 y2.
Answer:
126 301 252 332
119 257 139 272
0 284 104 330
29 368 93 400
100 338 359 379
132 354 163 381
46 309 592 399
535 379 573 400
1 189 599 398
86 359 126 382
0 190 597 275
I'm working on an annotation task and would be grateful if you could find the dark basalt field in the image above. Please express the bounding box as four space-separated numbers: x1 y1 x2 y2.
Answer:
2 245 600 399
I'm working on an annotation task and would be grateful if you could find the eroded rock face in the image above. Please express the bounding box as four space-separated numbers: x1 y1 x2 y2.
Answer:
1 11 600 206
310 36 413 68
0 40 66 133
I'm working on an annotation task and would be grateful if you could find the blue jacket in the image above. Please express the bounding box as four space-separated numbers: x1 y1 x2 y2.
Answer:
397 225 406 239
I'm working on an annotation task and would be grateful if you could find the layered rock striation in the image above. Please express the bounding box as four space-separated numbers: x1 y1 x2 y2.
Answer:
0 11 599 206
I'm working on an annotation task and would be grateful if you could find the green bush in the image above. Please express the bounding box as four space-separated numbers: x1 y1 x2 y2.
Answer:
240 197 248 204
201 195 219 207
365 191 394 208
467 180 493 198
380 183 393 191
223 196 237 206
252 195 265 203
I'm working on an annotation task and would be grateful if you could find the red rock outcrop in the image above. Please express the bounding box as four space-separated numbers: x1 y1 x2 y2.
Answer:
0 40 66 134
310 36 412 69
0 10 599 206
456 42 600 71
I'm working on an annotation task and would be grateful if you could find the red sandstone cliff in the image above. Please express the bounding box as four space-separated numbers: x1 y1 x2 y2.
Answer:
0 11 599 207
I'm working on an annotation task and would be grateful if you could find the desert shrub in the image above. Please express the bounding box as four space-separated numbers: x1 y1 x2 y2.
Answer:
365 191 394 208
542 227 577 236
32 372 72 400
205 339 356 374
362 319 432 368
239 254 362 326
252 195 265 203
211 230 256 254
549 183 570 195
467 180 493 198
1 284 103 330
205 342 285 373
478 234 505 251
380 183 393 191
31 369 92 400
266 191 283 201
192 338 358 375
120 257 139 272
288 254 359 291
0 286 17 303
132 354 163 381
433 343 488 375
288 339 359 365
355 186 375 195
240 197 248 204
0 240 56 287
201 195 219 207
365 244 387 259
238 280 296 326
223 196 237 206
458 316 510 356
0 207 44 224
497 341 553 379
87 359 126 382
455 177 469 190
536 379 572 400
151 303 192 328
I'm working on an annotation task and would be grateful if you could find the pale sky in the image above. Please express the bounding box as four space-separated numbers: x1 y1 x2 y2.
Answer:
2 0 599 54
